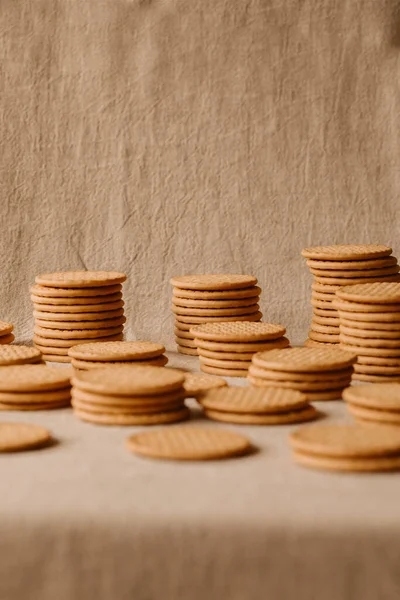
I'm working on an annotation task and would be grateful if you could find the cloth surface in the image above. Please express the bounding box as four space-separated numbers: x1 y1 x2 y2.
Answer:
1 354 400 600
1 0 400 345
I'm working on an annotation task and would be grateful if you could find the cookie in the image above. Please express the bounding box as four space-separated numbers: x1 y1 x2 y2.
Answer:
0 388 71 404
302 244 393 260
199 386 308 413
35 271 127 288
332 298 400 313
199 356 252 369
0 334 15 345
196 348 257 360
200 364 248 378
31 284 123 297
173 321 192 332
68 341 165 361
31 292 123 305
343 383 400 409
247 369 351 391
313 307 338 317
251 347 357 372
174 328 194 340
175 337 197 348
292 451 400 472
183 372 227 397
33 333 124 347
71 355 168 370
340 325 400 339
301 389 344 401
311 291 336 301
339 343 400 357
352 373 400 383
33 345 70 356
34 326 124 339
308 331 340 343
348 403 400 425
306 256 398 270
313 274 400 285
310 322 340 334
303 338 336 348
0 321 14 336
340 319 400 331
339 334 400 348
172 286 262 300
312 282 342 293
126 426 253 460
175 311 263 324
170 274 257 291
310 299 336 310
247 366 353 382
71 397 183 415
0 400 70 411
309 265 399 278
71 387 186 407
311 315 340 326
0 422 52 452
171 304 260 317
172 296 259 308
34 316 126 329
357 355 400 366
354 363 400 374
336 281 400 304
32 300 124 313
204 406 319 425
195 338 290 353
0 345 42 366
75 406 190 426
191 322 286 342
177 345 198 356
72 365 185 396
336 310 400 323
0 365 72 392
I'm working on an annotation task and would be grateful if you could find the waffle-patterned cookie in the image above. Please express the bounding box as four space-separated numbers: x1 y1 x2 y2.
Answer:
195 337 290 352
199 386 308 414
336 282 400 304
71 387 186 407
32 300 124 313
0 321 13 336
33 308 124 321
173 286 261 300
68 341 165 361
35 271 127 288
313 274 400 286
34 316 126 329
333 298 400 312
191 322 286 342
126 426 253 460
302 244 392 260
306 256 398 270
309 265 399 278
339 334 400 348
183 372 227 397
339 343 400 357
75 406 190 426
0 365 72 392
172 296 259 308
343 383 400 410
204 406 319 425
31 284 123 297
252 347 357 372
348 404 400 425
71 355 168 370
0 345 42 366
34 326 124 339
176 312 262 324
170 274 257 291
172 304 260 317
31 292 122 305
340 325 400 339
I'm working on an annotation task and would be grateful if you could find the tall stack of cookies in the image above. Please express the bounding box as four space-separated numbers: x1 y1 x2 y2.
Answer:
335 282 400 382
248 347 357 401
301 245 400 346
191 322 289 377
31 271 127 363
170 274 262 355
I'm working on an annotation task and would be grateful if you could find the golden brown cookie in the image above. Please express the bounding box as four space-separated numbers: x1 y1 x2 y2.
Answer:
352 373 400 383
310 322 340 334
340 319 400 331
0 334 15 345
34 316 126 329
0 365 72 392
340 325 400 339
247 366 353 382
195 338 290 352
313 274 400 285
0 388 71 404
170 274 257 290
199 386 308 413
172 296 259 308
175 337 197 348
33 333 124 347
302 244 393 260
172 304 260 317
68 341 165 361
172 286 261 300
0 422 53 452
176 312 263 324
191 322 286 342
252 347 357 372
33 301 124 314
306 256 398 270
183 372 227 397
204 406 319 425
308 331 340 343
200 364 248 378
31 292 123 305
354 363 400 375
339 334 400 348
34 326 124 339
332 298 400 313
292 451 400 472
75 406 190 426
196 348 257 360
199 356 251 369
310 265 399 278
71 387 186 407
177 345 198 356
339 343 400 357
0 345 42 366
71 355 168 370
42 355 72 363
31 284 123 297
35 271 127 288
336 281 400 303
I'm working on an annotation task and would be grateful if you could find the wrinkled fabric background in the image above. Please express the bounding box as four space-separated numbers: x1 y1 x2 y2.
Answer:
2 0 400 345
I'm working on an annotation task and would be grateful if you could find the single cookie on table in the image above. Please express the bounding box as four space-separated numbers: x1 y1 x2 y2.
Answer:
172 286 261 300
31 283 123 298
32 300 124 313
0 422 53 452
302 244 393 261
289 423 400 472
170 274 258 291
35 271 127 288
126 426 253 461
183 372 227 398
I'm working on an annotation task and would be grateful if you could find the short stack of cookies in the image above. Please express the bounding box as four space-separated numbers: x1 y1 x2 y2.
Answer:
0 321 14 345
170 274 262 355
68 341 168 370
248 347 357 401
31 270 127 363
301 244 399 346
289 423 400 472
343 383 400 425
199 386 319 425
0 365 72 411
191 322 290 378
335 282 400 382
72 365 190 425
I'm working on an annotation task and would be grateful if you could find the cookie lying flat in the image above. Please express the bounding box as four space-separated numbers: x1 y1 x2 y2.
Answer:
302 244 393 261
31 284 123 297
172 297 259 308
306 257 398 270
170 274 257 291
0 365 72 392
336 281 400 304
199 386 308 414
173 286 261 300
0 345 42 366
251 347 357 372
74 406 190 426
68 341 165 361
126 426 253 460
31 292 123 306
0 422 53 452
35 271 127 288
192 322 286 342
32 300 124 313
183 372 227 397
71 355 168 370
205 406 319 425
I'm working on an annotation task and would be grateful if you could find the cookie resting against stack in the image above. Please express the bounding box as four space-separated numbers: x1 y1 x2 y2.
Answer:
191 322 289 377
248 347 357 401
0 321 14 345
334 282 400 383
170 274 262 355
68 341 168 370
71 365 190 425
31 271 127 363
302 244 400 346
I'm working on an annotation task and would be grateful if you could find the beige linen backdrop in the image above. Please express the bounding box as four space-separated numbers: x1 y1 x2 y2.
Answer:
1 0 400 345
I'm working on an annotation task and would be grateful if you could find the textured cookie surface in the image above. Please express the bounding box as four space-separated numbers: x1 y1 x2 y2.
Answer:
126 426 252 460
31 284 122 297
0 321 13 336
170 274 257 290
336 282 400 303
343 383 400 410
74 406 190 426
306 257 398 270
176 311 262 324
72 365 185 396
289 423 400 457
205 406 319 425
35 271 127 288
34 316 126 329
31 292 122 306
71 356 168 370
183 372 227 397
0 422 52 452
0 345 42 365
68 341 165 361
199 386 308 413
34 326 124 339
33 309 124 321
0 365 72 392
195 338 290 352
191 322 286 342
252 347 356 372
302 244 392 260
173 286 261 299
292 451 400 472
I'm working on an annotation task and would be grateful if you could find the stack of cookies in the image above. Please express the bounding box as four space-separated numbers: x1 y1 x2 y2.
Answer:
0 365 71 411
289 423 400 472
301 244 399 346
68 341 168 370
248 347 357 401
71 365 190 425
343 383 400 425
191 322 289 378
199 386 319 425
170 274 262 355
335 282 400 382
31 270 127 363
0 321 14 345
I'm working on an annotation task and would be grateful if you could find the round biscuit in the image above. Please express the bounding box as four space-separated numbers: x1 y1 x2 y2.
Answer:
68 341 165 361
204 406 319 425
74 406 190 426
35 271 127 288
171 304 260 317
302 244 393 260
172 296 259 308
170 274 257 291
31 292 122 305
200 364 248 378
183 372 227 397
32 300 124 313
31 284 122 297
177 345 198 356
292 450 400 472
175 311 263 324
306 256 398 270
199 356 251 369
251 347 357 372
336 282 400 304
199 386 308 414
0 365 72 392
0 422 52 451
172 286 261 300
190 322 286 342
0 345 42 366
34 326 124 339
